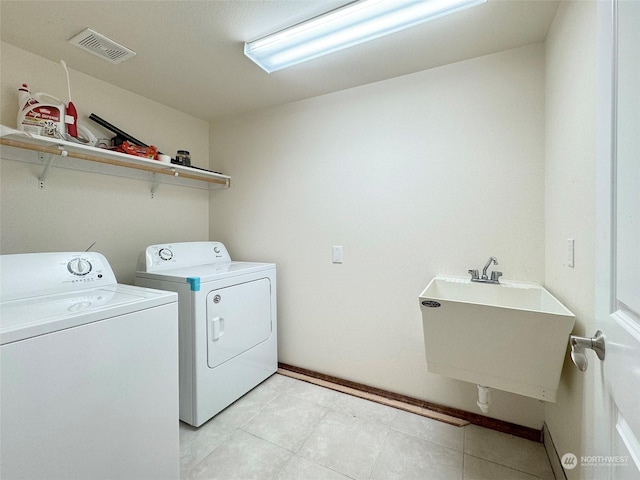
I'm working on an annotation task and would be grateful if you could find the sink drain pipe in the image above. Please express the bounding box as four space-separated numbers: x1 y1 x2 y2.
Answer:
477 385 491 414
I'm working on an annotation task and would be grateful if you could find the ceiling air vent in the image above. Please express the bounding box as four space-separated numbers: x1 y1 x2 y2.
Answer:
68 28 136 64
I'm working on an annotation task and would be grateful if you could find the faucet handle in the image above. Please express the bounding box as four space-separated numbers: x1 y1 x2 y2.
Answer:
490 271 503 282
468 269 479 280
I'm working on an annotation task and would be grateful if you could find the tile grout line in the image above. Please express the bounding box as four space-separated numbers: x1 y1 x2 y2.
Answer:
463 452 549 479
461 427 466 479
365 423 392 480
289 400 331 457
236 386 286 431
180 422 237 479
390 426 465 455
282 377 397 480
542 423 568 480
286 376 399 430
281 373 471 475
185 379 295 477
182 374 550 480
240 380 345 478
230 429 299 480
277 368 468 428
278 365 543 443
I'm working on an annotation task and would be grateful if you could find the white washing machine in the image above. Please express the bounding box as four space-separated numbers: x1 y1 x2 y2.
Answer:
0 252 179 480
135 241 277 427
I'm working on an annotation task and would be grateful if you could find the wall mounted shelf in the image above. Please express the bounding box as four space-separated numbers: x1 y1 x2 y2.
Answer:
0 125 230 197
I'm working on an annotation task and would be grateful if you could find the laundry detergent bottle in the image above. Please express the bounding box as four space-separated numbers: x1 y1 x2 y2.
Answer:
16 83 67 138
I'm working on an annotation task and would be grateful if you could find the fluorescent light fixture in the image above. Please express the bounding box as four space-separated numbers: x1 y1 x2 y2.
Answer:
244 0 487 73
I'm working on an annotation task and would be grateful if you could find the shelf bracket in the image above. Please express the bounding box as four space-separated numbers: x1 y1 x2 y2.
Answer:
37 146 67 189
150 168 179 198
150 173 160 199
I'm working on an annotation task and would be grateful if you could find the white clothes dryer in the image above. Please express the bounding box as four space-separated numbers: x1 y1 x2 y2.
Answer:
135 241 277 427
0 252 179 480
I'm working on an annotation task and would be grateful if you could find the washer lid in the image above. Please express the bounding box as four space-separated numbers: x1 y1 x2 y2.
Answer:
135 261 275 285
0 284 176 345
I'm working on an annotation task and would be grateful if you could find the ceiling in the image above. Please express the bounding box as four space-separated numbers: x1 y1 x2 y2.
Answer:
0 0 559 122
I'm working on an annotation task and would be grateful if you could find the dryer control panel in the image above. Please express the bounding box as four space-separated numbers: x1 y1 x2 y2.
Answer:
138 242 232 272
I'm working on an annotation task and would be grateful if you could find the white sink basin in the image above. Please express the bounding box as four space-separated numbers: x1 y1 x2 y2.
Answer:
419 275 575 402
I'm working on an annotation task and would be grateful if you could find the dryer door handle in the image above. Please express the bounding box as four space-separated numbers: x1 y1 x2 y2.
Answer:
209 317 225 341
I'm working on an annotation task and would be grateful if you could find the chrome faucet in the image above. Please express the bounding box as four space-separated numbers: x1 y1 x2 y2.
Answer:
482 256 498 280
468 256 502 284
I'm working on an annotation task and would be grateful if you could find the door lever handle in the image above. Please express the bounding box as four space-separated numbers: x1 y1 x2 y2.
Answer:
209 317 225 341
569 330 605 372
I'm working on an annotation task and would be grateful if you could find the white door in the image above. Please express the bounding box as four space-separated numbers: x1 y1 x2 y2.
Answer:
594 1 640 479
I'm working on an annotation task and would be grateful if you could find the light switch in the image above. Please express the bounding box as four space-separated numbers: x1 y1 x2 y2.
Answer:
332 246 343 264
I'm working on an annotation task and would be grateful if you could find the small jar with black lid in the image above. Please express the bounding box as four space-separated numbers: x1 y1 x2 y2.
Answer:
175 150 191 166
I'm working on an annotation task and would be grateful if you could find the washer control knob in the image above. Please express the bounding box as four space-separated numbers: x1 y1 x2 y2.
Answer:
159 248 173 261
214 246 221 254
67 258 92 276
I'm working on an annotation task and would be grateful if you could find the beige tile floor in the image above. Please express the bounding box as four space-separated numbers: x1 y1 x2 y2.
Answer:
180 374 555 480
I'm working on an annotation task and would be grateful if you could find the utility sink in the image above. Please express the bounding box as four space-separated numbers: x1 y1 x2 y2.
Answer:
419 275 575 402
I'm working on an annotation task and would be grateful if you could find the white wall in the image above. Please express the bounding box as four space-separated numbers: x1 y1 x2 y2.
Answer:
0 42 211 283
210 44 547 428
544 2 597 478
1 14 597 437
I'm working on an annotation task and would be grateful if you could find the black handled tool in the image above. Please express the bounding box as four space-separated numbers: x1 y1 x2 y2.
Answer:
89 113 150 148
